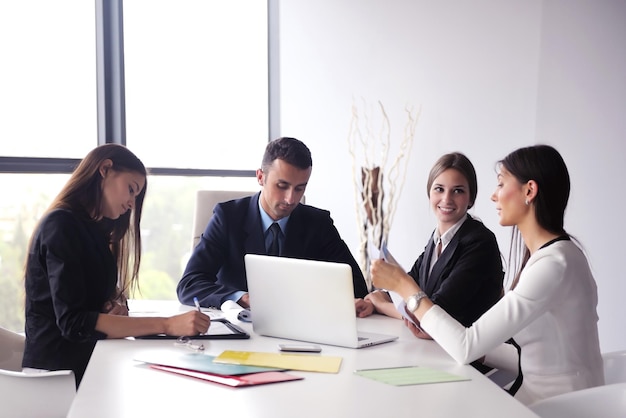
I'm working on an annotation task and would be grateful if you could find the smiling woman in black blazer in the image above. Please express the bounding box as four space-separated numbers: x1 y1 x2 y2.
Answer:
360 152 503 334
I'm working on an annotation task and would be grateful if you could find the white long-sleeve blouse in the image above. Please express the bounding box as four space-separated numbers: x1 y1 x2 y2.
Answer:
421 239 605 405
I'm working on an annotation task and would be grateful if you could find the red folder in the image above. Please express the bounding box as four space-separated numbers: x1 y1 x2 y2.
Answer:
150 364 303 387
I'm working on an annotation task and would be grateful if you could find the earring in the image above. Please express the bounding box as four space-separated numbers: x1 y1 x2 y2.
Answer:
525 199 529 206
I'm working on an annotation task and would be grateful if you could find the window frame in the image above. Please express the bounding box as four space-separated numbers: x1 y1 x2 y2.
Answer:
0 0 278 178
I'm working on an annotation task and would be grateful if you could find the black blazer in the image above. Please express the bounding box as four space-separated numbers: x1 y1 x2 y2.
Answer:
407 215 504 326
23 208 113 387
177 193 368 307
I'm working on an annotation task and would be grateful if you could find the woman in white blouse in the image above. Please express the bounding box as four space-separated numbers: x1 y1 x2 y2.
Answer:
371 145 604 405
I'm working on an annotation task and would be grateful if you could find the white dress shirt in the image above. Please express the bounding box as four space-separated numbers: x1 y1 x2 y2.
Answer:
421 240 604 404
429 216 467 275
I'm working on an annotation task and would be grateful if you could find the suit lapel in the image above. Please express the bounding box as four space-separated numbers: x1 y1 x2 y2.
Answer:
419 236 435 291
243 193 267 255
425 225 464 295
282 204 304 257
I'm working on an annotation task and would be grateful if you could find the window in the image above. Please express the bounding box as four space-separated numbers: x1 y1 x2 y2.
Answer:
0 1 96 158
0 174 70 331
123 0 269 169
0 0 270 332
136 175 258 300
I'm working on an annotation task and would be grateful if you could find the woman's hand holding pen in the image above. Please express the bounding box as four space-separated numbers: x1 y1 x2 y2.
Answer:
165 311 211 336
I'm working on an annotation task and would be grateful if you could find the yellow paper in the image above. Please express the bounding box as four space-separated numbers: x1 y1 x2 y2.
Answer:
214 350 342 373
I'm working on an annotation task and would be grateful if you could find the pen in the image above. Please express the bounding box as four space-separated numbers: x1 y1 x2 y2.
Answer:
193 297 201 312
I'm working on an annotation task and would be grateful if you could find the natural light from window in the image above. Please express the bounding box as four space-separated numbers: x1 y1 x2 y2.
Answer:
0 1 269 332
0 0 96 158
123 0 269 170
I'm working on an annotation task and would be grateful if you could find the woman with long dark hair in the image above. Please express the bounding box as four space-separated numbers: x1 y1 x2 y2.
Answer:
22 144 210 386
372 145 604 404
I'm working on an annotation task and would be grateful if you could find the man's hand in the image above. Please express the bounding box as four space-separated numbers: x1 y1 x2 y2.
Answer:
238 293 251 309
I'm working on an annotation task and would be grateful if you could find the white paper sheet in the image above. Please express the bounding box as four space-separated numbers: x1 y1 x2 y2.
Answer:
379 241 422 331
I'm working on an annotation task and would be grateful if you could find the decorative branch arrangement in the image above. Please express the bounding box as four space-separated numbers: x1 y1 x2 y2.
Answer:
347 100 420 289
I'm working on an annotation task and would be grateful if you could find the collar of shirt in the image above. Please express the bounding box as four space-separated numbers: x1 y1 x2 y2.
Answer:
257 196 290 235
432 215 468 252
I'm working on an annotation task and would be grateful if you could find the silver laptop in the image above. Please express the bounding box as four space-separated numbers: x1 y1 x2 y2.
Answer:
244 254 398 348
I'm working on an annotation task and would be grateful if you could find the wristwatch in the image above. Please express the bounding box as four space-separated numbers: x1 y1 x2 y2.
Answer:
406 291 427 313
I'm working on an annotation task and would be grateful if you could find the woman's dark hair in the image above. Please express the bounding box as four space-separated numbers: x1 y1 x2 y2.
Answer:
30 144 147 296
427 152 478 209
261 137 312 171
500 144 570 235
499 144 571 289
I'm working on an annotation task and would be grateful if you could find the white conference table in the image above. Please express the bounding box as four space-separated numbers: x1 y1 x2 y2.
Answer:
68 300 538 418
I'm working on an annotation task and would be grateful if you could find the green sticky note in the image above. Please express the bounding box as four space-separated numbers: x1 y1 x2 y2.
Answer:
354 366 470 386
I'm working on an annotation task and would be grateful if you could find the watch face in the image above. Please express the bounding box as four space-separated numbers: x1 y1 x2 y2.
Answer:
407 292 425 312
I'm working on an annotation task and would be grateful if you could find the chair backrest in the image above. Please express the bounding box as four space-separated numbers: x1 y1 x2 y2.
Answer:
0 369 76 418
528 383 626 418
190 190 307 251
191 190 256 251
603 350 626 384
0 325 25 371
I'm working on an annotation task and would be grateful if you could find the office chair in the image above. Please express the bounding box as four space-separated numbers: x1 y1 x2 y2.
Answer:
190 190 306 251
528 382 626 418
0 325 25 371
0 325 76 417
0 369 76 418
191 190 255 251
603 350 626 385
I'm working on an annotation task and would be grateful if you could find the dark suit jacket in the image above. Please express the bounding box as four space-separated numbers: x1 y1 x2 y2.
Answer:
177 193 368 307
407 215 504 326
23 208 113 387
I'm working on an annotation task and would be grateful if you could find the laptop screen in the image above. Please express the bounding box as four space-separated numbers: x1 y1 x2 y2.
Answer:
244 254 362 347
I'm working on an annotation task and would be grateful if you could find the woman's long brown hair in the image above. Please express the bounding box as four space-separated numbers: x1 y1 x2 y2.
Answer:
26 144 147 297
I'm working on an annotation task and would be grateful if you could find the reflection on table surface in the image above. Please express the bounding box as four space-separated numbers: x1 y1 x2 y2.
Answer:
69 300 537 418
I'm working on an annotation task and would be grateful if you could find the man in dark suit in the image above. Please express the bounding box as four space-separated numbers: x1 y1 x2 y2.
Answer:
177 137 368 310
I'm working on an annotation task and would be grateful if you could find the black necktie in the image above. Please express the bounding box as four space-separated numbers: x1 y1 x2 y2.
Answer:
268 222 281 256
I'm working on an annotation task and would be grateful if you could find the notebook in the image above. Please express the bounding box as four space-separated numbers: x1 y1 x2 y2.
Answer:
244 254 398 348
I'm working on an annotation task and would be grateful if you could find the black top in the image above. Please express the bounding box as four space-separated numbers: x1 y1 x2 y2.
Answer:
177 192 368 308
407 215 504 326
23 208 114 386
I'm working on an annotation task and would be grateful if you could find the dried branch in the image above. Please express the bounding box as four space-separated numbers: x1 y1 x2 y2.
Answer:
348 99 420 289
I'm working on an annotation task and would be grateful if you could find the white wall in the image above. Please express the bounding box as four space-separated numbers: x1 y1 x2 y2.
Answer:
534 0 626 352
277 0 626 352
